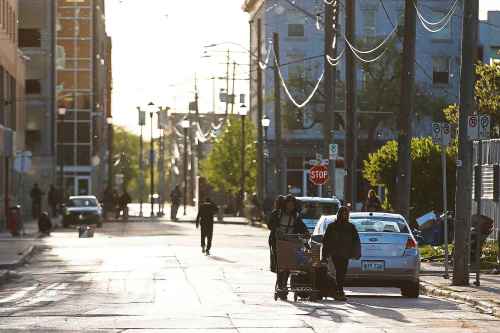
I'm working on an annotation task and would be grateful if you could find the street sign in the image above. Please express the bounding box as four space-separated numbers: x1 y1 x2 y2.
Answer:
14 151 32 173
432 122 442 144
315 153 322 161
309 165 329 186
442 123 451 146
479 115 491 140
329 143 338 160
467 115 479 140
138 110 146 126
309 160 319 166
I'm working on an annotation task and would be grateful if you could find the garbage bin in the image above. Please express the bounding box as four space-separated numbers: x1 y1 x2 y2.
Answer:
7 205 22 237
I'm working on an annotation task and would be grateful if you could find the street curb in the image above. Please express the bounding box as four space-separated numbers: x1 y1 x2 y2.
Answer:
0 245 37 270
420 281 500 319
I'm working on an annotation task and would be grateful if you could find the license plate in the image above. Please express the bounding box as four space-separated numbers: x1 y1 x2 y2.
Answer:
362 261 385 272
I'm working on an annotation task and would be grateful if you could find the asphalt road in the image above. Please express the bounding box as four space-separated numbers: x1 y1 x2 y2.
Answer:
0 221 498 332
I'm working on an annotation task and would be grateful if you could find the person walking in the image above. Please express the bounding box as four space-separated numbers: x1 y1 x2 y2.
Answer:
322 206 361 301
362 189 382 212
170 185 182 221
48 185 59 218
30 183 44 220
38 211 52 236
267 194 309 300
118 189 132 220
196 197 218 255
102 186 115 220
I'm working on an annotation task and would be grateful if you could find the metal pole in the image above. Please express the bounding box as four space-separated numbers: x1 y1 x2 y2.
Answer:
240 114 246 216
139 125 144 217
256 19 264 204
273 32 282 195
225 50 230 115
158 129 164 216
230 62 237 115
475 140 483 286
442 145 449 279
108 123 113 190
345 0 357 205
453 0 479 286
59 114 65 197
150 112 154 217
183 127 188 215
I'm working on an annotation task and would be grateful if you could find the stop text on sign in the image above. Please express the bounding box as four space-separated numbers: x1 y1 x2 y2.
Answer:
309 165 329 186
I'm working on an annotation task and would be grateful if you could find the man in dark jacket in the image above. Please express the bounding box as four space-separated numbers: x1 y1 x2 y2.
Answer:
170 186 182 221
322 206 361 301
30 183 44 219
196 197 218 255
267 195 309 300
362 189 382 212
48 185 59 218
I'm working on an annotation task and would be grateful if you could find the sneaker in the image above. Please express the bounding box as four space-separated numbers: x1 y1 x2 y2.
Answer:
202 247 205 253
206 250 210 256
334 291 347 302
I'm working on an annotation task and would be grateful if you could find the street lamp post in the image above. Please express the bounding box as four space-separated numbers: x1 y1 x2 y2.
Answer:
261 116 270 199
181 118 190 216
58 107 67 198
239 105 248 216
148 102 155 217
137 107 146 217
106 117 113 191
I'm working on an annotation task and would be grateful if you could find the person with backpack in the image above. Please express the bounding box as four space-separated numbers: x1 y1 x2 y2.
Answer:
196 197 218 255
322 206 361 301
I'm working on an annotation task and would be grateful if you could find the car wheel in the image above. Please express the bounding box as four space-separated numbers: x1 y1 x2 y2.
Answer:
401 281 420 298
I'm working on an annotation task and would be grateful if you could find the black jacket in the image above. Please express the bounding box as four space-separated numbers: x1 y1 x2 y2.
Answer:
322 221 361 259
196 201 218 228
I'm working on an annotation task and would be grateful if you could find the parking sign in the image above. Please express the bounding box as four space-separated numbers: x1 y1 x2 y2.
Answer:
329 144 338 160
479 115 491 140
432 122 442 144
441 123 451 146
467 115 479 141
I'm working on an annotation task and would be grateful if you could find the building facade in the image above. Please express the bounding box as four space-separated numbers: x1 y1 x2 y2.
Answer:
18 0 57 214
55 0 112 197
0 0 26 228
243 0 500 204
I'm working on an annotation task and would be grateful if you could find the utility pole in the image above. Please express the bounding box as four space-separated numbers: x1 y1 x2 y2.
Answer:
273 32 282 195
230 61 237 115
256 19 264 203
150 111 155 217
324 0 338 198
345 0 357 205
225 50 230 115
453 0 479 286
396 0 417 219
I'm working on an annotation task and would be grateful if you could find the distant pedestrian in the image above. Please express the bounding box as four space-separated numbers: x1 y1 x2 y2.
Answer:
196 197 218 255
102 186 115 220
322 206 361 301
117 189 132 220
170 185 182 221
267 194 309 300
38 211 52 236
48 185 59 218
30 183 44 219
362 189 382 212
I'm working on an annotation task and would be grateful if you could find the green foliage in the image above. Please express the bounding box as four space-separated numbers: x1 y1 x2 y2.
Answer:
363 137 457 220
443 104 459 125
201 116 257 195
475 62 500 116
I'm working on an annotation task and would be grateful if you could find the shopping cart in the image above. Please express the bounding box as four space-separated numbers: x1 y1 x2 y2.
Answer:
274 234 321 302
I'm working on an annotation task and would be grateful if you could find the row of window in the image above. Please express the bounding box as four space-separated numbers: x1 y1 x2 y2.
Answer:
0 0 17 43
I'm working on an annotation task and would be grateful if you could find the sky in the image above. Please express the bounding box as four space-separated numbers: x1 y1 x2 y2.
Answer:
105 0 500 133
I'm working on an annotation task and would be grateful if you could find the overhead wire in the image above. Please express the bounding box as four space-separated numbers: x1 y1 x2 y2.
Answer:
413 0 458 33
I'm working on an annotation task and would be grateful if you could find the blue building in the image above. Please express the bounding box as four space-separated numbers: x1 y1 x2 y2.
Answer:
243 0 500 204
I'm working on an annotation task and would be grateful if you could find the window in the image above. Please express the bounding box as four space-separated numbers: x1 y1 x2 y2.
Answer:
431 10 452 41
363 10 377 37
25 79 41 95
288 24 304 37
77 145 91 166
287 11 305 38
77 122 91 143
432 56 450 85
19 29 41 48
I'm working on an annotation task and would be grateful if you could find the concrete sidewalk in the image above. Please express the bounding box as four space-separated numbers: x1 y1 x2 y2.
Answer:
420 262 500 318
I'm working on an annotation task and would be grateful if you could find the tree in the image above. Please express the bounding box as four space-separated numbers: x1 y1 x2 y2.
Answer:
475 62 500 135
363 137 457 221
201 116 257 196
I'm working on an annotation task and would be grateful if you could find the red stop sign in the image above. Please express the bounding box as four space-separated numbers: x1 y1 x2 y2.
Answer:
309 165 329 186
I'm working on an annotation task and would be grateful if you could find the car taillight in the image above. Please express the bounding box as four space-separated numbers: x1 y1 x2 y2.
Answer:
405 238 417 249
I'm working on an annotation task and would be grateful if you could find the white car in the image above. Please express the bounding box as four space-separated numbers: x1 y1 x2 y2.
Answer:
63 196 103 228
312 212 421 297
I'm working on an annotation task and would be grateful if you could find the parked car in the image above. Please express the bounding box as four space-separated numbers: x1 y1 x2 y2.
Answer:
296 197 341 232
63 196 103 228
313 212 421 298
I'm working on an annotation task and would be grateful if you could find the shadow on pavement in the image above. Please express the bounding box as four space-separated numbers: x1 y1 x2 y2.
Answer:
208 255 238 264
